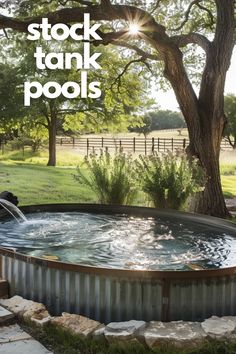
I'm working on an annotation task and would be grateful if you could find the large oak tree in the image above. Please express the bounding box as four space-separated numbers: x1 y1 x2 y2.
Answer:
0 0 235 217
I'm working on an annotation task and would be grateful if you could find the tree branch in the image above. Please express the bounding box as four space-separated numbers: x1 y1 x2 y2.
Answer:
104 39 160 61
226 135 234 148
196 2 214 28
0 5 165 34
34 121 48 129
3 29 9 39
67 0 93 5
198 0 235 128
40 0 55 5
57 108 91 114
171 0 215 32
100 0 113 12
171 0 201 31
150 0 162 15
111 57 147 91
214 0 235 46
172 33 211 52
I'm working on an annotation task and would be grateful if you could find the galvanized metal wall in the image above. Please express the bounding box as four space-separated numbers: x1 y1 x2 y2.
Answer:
1 254 236 323
168 276 236 321
0 255 164 323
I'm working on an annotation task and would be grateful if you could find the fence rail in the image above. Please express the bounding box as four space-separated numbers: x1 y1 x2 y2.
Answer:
0 136 233 156
56 136 233 155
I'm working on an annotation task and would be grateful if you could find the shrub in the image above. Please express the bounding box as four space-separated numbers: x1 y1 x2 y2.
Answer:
135 151 205 210
74 150 138 205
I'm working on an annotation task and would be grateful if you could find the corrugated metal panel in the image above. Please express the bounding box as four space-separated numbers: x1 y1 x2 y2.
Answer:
2 254 236 323
1 255 163 322
169 276 236 321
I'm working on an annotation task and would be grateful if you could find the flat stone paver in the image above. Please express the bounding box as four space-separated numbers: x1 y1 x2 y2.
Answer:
0 296 49 320
0 340 52 354
142 321 207 349
51 312 103 337
201 316 236 339
0 324 53 354
104 320 146 342
0 324 31 343
0 306 15 325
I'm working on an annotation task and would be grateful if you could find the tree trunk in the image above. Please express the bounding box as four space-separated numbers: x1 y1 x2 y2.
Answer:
158 0 234 218
162 60 230 216
184 101 230 217
189 134 229 217
47 113 57 167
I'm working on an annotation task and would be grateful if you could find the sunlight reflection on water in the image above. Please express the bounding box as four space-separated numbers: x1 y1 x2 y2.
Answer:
0 212 236 270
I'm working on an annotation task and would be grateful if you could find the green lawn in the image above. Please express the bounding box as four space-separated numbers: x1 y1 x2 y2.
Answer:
0 162 95 205
0 160 235 206
221 175 236 198
0 148 235 206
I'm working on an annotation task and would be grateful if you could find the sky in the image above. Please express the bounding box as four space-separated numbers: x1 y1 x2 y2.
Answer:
153 48 236 111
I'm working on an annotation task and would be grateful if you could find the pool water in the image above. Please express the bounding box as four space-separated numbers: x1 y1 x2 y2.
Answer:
0 212 236 270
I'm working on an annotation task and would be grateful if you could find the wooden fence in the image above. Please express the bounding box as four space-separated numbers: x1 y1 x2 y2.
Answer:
56 136 233 156
0 136 232 156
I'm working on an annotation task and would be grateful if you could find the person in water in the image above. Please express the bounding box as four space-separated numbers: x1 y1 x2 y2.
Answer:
0 191 18 207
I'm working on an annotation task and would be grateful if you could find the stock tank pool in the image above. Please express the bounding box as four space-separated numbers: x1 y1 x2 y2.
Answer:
0 204 236 322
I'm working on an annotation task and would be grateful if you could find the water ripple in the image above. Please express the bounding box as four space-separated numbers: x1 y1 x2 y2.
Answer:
0 212 236 270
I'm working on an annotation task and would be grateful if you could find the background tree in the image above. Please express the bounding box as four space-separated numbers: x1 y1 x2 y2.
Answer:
0 0 235 216
224 94 236 149
16 117 48 153
0 62 25 132
63 47 152 136
148 111 186 131
130 110 186 136
129 114 153 138
1 38 150 166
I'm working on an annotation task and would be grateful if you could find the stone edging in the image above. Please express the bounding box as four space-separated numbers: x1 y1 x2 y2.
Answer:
1 296 236 350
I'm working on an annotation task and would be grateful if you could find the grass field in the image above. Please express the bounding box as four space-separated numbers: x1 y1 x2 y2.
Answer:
0 162 95 205
0 146 235 206
221 176 236 198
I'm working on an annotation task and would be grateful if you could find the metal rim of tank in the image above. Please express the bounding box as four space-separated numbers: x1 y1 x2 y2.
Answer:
0 203 236 280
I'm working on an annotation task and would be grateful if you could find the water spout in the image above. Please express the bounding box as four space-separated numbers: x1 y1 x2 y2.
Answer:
0 199 27 223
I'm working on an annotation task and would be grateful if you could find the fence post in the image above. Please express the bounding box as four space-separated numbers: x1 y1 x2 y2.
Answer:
101 137 104 148
144 139 147 155
183 138 186 149
171 138 174 151
86 138 89 156
157 138 160 152
133 137 136 153
72 137 75 148
119 140 122 151
152 137 155 154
